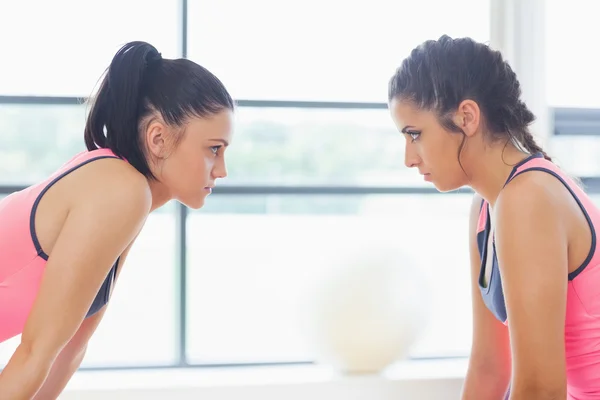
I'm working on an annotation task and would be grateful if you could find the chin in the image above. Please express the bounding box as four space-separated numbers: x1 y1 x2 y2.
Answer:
187 199 206 210
179 195 207 210
432 179 466 193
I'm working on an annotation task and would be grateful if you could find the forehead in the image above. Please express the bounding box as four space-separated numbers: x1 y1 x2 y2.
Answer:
389 98 435 128
184 109 234 140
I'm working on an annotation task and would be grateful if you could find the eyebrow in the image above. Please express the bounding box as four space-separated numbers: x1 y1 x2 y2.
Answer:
401 125 416 134
210 138 229 147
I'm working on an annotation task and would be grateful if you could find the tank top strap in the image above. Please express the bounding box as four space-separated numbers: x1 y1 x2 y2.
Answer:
503 152 547 186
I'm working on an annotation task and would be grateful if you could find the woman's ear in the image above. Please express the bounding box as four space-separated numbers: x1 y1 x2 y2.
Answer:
144 119 168 159
453 99 482 137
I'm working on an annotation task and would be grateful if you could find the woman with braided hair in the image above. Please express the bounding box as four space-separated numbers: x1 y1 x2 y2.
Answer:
389 35 600 399
0 41 234 398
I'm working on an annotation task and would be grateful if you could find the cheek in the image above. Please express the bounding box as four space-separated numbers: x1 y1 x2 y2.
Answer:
192 153 212 178
442 133 470 180
442 133 462 161
419 133 446 161
166 151 211 186
421 132 463 169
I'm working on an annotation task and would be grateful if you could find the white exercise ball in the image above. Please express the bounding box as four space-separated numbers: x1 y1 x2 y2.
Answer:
304 246 430 374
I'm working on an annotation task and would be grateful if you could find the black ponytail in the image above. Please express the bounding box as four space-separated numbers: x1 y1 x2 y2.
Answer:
84 41 234 179
84 42 159 177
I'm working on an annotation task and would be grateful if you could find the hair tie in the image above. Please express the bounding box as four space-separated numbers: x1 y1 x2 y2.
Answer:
146 51 163 67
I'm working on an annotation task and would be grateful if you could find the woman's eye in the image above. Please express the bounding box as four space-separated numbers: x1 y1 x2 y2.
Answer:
407 131 421 142
210 145 221 154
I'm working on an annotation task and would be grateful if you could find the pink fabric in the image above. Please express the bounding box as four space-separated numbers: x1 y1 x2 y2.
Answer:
509 157 600 396
0 148 119 343
476 199 488 232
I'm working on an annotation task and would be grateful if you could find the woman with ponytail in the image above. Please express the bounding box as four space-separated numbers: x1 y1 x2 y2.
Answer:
388 35 600 399
0 41 234 398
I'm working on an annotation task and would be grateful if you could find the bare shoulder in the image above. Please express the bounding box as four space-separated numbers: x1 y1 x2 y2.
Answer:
17 158 152 363
492 171 569 392
496 170 565 220
65 157 151 210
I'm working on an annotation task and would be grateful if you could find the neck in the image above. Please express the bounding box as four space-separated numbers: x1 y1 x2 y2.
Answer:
147 178 172 212
468 143 532 208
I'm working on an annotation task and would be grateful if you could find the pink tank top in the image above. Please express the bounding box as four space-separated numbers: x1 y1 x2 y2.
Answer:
476 153 600 398
0 148 123 343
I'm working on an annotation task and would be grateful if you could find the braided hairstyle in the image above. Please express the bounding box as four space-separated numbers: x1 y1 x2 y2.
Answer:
388 35 551 163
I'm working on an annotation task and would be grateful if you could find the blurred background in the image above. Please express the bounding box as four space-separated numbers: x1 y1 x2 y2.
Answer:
0 0 598 398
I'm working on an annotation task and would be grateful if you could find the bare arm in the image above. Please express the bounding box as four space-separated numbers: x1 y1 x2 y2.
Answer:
32 240 136 400
461 194 512 400
31 307 107 400
0 166 150 399
495 174 568 399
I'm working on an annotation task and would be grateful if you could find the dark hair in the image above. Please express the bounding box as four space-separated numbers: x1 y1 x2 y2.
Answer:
388 35 551 164
84 41 234 179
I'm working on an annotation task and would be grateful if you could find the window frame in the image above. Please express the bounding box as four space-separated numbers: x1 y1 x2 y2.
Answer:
2 0 599 371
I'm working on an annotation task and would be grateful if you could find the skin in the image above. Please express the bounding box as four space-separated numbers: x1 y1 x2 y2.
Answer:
0 109 233 399
390 98 592 399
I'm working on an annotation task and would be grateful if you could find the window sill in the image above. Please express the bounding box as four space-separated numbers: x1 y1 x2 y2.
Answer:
61 358 467 400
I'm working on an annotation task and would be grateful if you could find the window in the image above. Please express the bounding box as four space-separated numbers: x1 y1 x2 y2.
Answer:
186 193 473 363
82 202 178 367
0 203 178 369
546 0 600 178
550 136 600 177
545 1 600 108
0 110 179 367
187 0 491 102
0 104 87 184
0 337 18 368
2 0 502 370
224 107 415 186
0 0 180 97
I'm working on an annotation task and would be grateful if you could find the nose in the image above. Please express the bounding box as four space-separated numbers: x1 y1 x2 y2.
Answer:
404 141 421 169
212 156 228 179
